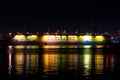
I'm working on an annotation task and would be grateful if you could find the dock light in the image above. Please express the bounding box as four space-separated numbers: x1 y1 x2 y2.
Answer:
13 35 26 41
26 35 38 41
30 35 38 40
95 36 105 42
68 35 78 41
26 36 30 41
83 35 93 41
41 35 55 42
61 35 67 40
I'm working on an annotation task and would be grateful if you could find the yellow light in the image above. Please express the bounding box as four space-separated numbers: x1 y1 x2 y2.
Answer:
55 35 61 41
84 54 91 69
95 54 103 74
83 48 92 76
43 45 61 48
30 35 38 41
13 35 26 41
31 35 37 37
78 36 83 41
14 45 25 49
68 35 78 42
30 45 39 48
41 35 67 42
15 53 24 74
95 36 105 42
43 53 58 72
41 35 58 42
26 35 38 41
83 45 92 48
29 54 38 73
96 45 103 48
67 54 75 70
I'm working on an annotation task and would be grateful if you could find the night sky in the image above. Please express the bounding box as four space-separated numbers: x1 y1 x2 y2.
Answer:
0 1 120 33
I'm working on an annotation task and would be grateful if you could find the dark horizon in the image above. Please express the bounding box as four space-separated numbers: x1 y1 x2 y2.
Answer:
0 1 120 33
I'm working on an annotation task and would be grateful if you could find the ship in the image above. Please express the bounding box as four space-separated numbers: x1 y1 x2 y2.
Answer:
11 33 107 45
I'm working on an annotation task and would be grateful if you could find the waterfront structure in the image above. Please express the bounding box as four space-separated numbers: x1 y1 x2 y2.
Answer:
12 34 106 45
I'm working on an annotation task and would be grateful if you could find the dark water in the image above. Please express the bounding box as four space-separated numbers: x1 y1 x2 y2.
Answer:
0 45 120 80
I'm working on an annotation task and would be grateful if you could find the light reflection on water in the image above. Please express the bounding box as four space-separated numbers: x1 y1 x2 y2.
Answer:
83 49 92 76
43 52 58 76
5 45 120 79
12 50 39 75
14 45 104 49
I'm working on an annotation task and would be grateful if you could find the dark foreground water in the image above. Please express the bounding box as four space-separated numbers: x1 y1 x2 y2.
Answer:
0 45 120 80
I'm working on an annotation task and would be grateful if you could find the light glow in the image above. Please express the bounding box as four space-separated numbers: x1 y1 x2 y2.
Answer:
84 54 91 72
68 35 78 42
95 45 103 48
43 53 58 72
83 45 92 48
83 35 93 42
26 35 38 41
14 45 25 49
41 35 67 42
61 35 67 40
13 35 26 41
95 36 105 42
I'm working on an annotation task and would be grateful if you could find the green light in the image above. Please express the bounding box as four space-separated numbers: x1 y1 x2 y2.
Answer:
61 35 67 40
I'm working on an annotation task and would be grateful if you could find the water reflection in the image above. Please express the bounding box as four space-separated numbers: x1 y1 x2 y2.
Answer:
12 48 39 75
66 54 75 70
14 52 25 74
83 48 92 76
95 53 104 74
42 45 104 49
8 46 13 74
14 45 39 49
5 45 120 79
43 52 58 76
107 54 114 71
58 53 66 71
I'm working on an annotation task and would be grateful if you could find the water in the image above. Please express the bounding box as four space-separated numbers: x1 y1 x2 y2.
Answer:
0 45 120 80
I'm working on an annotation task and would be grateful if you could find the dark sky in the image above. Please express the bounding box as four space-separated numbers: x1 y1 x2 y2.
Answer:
0 1 120 33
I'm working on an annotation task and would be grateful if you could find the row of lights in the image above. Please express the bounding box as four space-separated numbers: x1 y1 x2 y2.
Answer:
8 32 112 36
